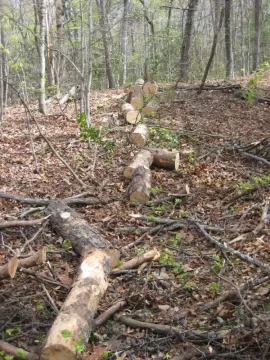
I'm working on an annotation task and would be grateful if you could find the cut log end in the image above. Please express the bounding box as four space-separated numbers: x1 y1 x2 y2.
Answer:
152 150 180 170
128 166 151 204
124 150 153 179
130 191 150 203
40 345 75 360
130 124 148 148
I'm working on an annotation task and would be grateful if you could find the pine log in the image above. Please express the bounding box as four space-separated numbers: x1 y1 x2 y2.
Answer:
121 103 141 124
0 247 47 280
128 166 152 203
151 149 180 170
142 100 159 117
130 124 148 148
130 86 144 109
124 149 153 179
46 200 112 256
40 249 111 360
142 82 158 94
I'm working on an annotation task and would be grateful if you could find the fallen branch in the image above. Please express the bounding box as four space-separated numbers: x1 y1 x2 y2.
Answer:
0 247 47 280
194 221 270 271
116 315 239 343
240 151 270 167
0 340 38 360
115 249 160 271
20 268 70 289
94 300 127 327
0 217 47 229
0 192 106 207
122 225 162 251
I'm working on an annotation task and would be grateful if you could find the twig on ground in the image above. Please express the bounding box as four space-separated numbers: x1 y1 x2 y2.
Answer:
19 206 46 218
41 283 59 315
94 300 127 327
0 340 38 360
122 225 163 251
240 151 270 167
20 222 48 254
115 249 160 271
193 221 270 271
20 268 70 289
0 217 49 230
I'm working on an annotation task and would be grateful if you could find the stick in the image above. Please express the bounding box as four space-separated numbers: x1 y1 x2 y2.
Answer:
94 300 127 327
0 217 47 229
0 340 38 360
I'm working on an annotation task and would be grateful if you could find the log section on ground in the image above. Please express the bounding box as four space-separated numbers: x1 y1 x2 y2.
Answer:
149 149 180 170
121 103 141 124
130 124 148 147
124 149 153 179
142 81 158 94
41 200 117 360
46 200 112 256
128 166 152 203
130 86 144 109
142 100 159 117
40 249 111 360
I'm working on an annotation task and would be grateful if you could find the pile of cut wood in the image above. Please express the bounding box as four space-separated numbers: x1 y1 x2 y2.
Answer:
121 79 180 204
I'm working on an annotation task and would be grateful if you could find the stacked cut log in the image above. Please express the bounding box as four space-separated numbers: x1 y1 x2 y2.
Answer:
130 124 148 148
121 103 141 124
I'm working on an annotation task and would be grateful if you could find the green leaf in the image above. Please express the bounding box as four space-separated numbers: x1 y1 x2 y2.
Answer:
16 349 25 359
61 329 73 338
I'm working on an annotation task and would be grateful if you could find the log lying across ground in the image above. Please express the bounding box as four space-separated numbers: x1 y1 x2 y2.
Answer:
142 100 159 117
128 166 152 203
150 149 180 170
124 149 153 179
121 103 141 124
40 200 118 360
130 85 144 109
130 124 148 147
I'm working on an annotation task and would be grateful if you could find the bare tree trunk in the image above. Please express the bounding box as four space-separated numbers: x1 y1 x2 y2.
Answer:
38 0 46 114
253 0 262 71
198 5 225 93
0 18 3 124
121 0 130 85
45 10 55 87
55 0 64 91
96 0 116 88
224 0 233 79
179 0 199 81
166 0 174 34
240 0 245 75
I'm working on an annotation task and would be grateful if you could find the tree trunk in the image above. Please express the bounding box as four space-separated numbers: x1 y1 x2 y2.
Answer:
224 0 233 79
253 0 262 71
166 0 174 34
39 0 46 114
96 0 116 88
179 0 199 81
121 0 130 85
198 5 225 93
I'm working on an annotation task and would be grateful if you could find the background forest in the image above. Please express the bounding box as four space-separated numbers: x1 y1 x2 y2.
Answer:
0 0 269 116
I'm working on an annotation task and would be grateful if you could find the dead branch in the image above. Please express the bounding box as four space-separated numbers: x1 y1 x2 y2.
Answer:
0 217 47 229
0 247 46 280
146 193 189 206
115 249 160 271
116 315 239 343
20 268 70 289
0 192 106 207
194 221 270 271
122 225 162 250
94 300 127 327
240 151 270 167
0 340 38 360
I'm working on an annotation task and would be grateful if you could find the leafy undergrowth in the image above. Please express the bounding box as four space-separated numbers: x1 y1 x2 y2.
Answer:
0 79 270 360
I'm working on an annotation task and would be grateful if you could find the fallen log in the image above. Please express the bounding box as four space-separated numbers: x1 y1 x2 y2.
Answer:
142 100 159 117
40 250 111 360
46 200 112 256
143 81 158 94
130 86 144 109
130 124 148 147
124 149 153 179
0 247 47 280
59 86 76 105
121 103 141 124
150 149 180 170
128 166 152 203
40 200 118 360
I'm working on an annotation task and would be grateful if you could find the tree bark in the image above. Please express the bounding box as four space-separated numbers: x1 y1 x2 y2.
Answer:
121 0 130 85
253 0 262 71
96 0 116 88
39 0 46 114
224 0 233 79
124 149 153 179
179 0 199 81
128 166 152 203
198 5 225 93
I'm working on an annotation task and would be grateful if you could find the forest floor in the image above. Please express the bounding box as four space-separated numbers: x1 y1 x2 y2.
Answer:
0 78 270 360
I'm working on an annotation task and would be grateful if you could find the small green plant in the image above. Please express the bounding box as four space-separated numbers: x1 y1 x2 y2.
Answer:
159 250 182 274
61 329 72 338
188 156 195 163
62 239 72 249
116 259 123 267
149 127 179 148
239 174 270 191
211 282 221 293
0 350 14 360
163 353 171 360
184 281 196 290
242 62 270 103
73 339 85 353
135 248 145 255
239 181 253 190
102 351 109 360
168 233 181 247
148 185 162 194
5 328 21 336
36 303 45 311
16 349 25 359
212 254 222 273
